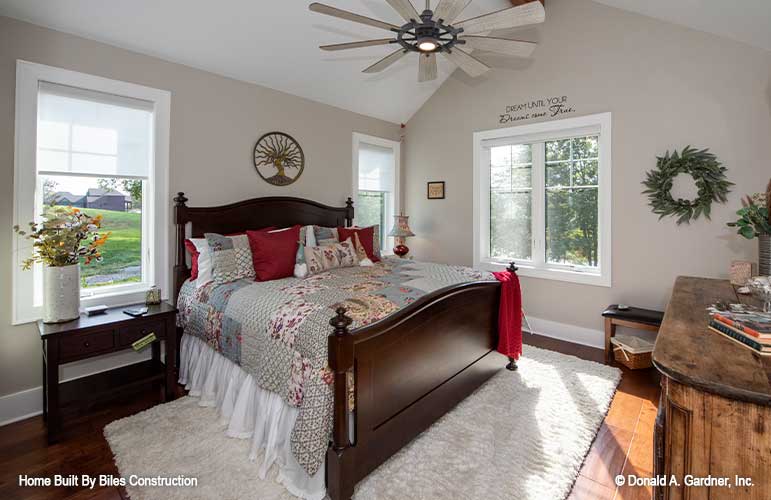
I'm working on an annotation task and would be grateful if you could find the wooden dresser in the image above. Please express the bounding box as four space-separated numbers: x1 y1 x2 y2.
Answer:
653 277 771 500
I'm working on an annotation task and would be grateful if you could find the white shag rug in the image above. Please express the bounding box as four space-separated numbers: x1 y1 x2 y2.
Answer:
105 345 621 500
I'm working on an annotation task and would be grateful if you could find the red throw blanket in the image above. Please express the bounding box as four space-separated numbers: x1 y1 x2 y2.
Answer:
492 270 523 360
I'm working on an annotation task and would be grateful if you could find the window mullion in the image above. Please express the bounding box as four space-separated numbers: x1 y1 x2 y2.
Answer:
531 142 546 268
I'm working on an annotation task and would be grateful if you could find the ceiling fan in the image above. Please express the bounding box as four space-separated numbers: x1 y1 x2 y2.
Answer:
309 0 546 82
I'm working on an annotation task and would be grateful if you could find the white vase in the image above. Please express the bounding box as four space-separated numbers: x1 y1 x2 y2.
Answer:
43 264 81 323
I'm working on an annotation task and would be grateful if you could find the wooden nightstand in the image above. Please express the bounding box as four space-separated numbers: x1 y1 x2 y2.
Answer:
38 302 177 444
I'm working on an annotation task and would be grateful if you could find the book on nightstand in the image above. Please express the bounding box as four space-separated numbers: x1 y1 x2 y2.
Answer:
708 319 771 355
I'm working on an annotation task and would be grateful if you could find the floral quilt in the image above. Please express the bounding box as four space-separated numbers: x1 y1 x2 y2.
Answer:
177 257 492 476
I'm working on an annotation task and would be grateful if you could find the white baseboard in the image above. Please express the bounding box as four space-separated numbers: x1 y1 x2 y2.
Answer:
0 348 160 427
523 315 605 350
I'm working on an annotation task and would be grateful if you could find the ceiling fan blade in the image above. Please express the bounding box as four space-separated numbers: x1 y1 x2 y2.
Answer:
321 38 395 51
460 35 536 57
363 49 409 73
455 1 545 35
433 0 472 24
309 3 400 32
443 47 490 78
386 0 421 22
418 53 438 82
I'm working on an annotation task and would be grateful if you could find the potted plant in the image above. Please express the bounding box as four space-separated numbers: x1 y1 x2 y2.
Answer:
14 206 109 323
727 180 771 276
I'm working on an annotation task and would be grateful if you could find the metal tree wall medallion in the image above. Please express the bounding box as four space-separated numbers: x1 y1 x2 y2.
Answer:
253 132 305 186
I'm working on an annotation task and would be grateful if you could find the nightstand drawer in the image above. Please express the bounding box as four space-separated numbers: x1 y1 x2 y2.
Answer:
60 330 115 360
118 320 166 347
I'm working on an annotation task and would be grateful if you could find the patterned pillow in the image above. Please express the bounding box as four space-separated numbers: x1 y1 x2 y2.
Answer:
205 233 255 284
313 226 339 246
304 238 358 275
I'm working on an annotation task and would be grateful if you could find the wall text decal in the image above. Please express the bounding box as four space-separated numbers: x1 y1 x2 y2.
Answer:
499 96 575 124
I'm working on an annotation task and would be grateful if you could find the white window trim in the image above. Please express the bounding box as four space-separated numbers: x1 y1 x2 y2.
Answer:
473 112 612 287
352 132 401 254
12 60 171 324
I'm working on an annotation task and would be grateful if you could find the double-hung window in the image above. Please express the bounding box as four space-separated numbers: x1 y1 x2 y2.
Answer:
473 113 612 286
352 132 400 253
12 61 170 324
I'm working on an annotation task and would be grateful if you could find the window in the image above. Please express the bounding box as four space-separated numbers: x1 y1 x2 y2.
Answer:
13 61 170 324
353 133 400 252
474 113 611 287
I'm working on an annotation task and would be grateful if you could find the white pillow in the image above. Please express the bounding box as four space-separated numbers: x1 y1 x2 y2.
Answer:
189 238 213 288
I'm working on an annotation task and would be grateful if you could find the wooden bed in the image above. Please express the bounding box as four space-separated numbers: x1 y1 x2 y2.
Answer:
172 193 510 500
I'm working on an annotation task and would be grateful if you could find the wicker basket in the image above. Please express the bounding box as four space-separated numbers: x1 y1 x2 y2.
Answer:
612 345 653 369
611 333 654 370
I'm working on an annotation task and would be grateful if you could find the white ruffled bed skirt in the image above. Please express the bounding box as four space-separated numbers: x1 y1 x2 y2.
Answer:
179 334 326 500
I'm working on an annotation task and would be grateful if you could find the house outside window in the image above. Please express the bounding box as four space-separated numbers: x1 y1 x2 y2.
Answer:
12 61 170 324
473 113 612 287
353 133 400 252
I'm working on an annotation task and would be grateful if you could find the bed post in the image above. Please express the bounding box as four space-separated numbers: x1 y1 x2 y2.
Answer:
172 192 189 307
327 307 355 500
344 197 354 227
506 261 519 372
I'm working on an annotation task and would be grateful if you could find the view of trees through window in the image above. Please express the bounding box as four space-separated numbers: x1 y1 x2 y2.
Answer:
545 136 599 267
357 190 387 248
41 175 143 289
489 135 599 268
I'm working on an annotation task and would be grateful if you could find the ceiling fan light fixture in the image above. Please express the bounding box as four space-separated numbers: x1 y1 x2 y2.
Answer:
417 38 438 52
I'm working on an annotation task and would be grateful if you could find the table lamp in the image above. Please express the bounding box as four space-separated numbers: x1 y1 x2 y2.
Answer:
388 214 415 258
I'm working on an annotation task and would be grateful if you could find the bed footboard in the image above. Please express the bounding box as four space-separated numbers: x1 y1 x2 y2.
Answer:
326 280 503 500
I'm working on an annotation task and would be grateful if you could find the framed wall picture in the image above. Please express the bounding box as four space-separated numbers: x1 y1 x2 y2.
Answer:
427 181 445 200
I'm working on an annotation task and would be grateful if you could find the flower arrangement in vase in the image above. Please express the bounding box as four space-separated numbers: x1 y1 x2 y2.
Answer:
14 206 110 323
727 179 771 277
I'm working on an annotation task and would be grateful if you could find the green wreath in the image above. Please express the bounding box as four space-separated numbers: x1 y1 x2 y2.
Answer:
642 146 733 225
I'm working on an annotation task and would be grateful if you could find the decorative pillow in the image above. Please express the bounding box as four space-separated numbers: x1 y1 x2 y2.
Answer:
184 239 200 280
304 238 358 275
247 225 301 281
185 238 214 287
313 226 339 246
338 226 381 262
205 233 255 284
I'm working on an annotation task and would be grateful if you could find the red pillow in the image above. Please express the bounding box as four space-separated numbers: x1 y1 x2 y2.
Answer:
247 225 301 281
337 226 379 262
184 239 200 280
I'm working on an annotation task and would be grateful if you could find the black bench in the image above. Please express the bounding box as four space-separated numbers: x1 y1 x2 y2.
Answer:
602 305 664 363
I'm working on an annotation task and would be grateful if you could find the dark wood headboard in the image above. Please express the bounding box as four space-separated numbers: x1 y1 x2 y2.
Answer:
172 192 354 304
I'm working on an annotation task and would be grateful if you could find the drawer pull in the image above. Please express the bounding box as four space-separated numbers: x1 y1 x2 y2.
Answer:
84 341 91 348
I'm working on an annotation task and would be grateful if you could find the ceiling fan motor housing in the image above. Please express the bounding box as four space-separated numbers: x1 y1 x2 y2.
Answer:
395 9 465 54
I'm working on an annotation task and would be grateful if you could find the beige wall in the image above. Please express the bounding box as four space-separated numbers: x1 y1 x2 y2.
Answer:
0 16 399 398
404 0 771 335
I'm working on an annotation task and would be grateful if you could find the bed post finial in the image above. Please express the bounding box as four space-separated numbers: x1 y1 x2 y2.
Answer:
507 261 518 273
331 307 353 336
345 197 354 227
174 192 188 207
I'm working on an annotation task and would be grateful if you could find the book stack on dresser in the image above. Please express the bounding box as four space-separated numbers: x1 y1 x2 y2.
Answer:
708 312 771 355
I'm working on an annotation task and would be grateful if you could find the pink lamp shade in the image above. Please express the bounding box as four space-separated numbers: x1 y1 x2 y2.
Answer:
388 215 415 257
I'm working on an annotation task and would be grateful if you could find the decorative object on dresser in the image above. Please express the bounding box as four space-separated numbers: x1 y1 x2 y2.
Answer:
13 205 110 323
730 260 754 285
39 302 177 444
145 285 162 305
309 0 545 82
253 131 305 186
727 179 771 276
172 193 518 500
387 214 415 257
602 304 663 365
642 146 732 225
653 277 771 500
427 180 445 199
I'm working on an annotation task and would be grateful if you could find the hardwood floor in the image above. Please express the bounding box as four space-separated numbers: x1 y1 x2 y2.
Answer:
0 333 660 500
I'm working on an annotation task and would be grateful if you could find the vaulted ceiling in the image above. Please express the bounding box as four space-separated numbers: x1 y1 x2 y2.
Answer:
1 0 769 124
